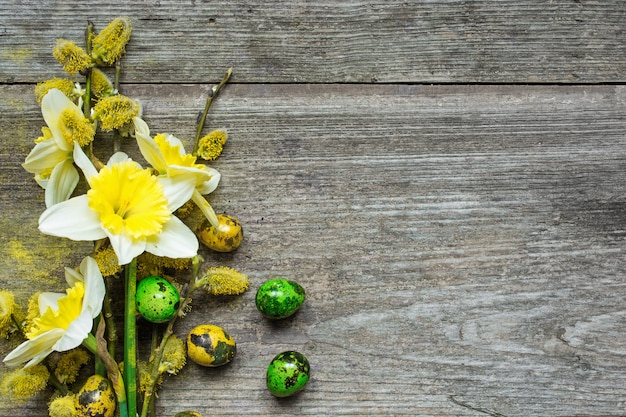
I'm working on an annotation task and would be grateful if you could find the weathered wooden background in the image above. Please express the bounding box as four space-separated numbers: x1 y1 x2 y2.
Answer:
1 1 625 416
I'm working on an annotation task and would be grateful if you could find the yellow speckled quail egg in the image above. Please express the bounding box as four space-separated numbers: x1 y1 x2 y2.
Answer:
196 214 243 252
187 324 236 367
75 374 116 417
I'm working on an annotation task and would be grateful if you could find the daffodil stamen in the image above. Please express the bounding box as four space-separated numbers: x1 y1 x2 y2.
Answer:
87 161 171 239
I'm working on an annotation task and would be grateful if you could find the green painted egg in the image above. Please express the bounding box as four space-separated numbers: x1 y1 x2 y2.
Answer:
255 278 306 319
187 324 236 367
135 276 180 323
266 351 310 397
75 375 116 417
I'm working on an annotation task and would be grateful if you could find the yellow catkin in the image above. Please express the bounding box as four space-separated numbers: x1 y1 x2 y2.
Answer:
138 360 162 391
35 78 76 104
54 348 91 384
0 290 18 338
93 94 141 132
158 335 186 375
93 247 122 277
200 266 249 295
48 394 79 417
174 200 196 219
52 39 92 75
90 68 114 99
23 291 42 334
197 129 228 161
59 108 96 147
91 17 132 64
0 365 50 401
138 252 192 272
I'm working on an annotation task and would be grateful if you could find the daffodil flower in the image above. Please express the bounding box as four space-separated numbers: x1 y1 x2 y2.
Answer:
38 143 198 265
3 256 105 368
22 88 95 207
133 117 221 227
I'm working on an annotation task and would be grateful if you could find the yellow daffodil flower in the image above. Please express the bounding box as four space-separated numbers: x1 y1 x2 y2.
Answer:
22 89 95 207
133 117 221 227
38 143 198 265
3 257 105 368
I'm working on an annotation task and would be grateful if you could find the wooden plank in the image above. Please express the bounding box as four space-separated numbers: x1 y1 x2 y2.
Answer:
0 1 624 84
0 83 625 416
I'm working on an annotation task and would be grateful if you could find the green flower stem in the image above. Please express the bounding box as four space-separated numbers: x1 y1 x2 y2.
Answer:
113 60 123 153
115 59 122 92
83 21 94 117
124 258 138 417
192 67 233 155
104 277 118 359
83 332 128 417
139 257 203 417
84 69 92 117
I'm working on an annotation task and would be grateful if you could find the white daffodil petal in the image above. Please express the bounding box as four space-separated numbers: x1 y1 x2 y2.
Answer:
72 142 98 181
64 265 83 288
41 89 79 152
168 165 215 188
54 311 93 352
106 229 146 266
3 328 64 368
145 216 198 259
39 195 107 241
133 116 150 137
37 292 63 315
134 118 168 172
107 151 131 166
45 159 79 207
34 174 49 189
158 175 196 212
81 256 106 317
196 169 221 195
22 138 67 173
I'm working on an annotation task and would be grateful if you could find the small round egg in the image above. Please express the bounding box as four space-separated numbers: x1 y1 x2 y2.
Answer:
197 214 243 252
75 375 116 417
172 412 203 417
266 351 310 397
135 276 180 323
187 324 236 367
255 278 306 319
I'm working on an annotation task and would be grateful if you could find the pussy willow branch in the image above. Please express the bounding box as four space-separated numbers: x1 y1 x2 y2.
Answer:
192 67 233 155
139 257 203 417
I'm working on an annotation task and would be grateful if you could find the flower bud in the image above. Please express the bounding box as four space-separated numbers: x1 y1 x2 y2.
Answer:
0 365 49 400
93 94 141 133
198 266 249 296
197 129 228 161
52 39 92 75
92 17 132 64
34 78 76 104
0 290 19 338
90 68 115 99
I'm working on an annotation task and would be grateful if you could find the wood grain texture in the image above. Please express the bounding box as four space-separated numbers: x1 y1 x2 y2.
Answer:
0 0 624 83
0 83 625 416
